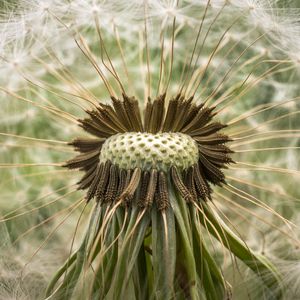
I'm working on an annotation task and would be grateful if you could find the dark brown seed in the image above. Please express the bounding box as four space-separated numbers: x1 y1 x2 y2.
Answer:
194 133 231 145
77 164 98 190
156 171 169 210
111 96 132 130
144 169 158 207
122 94 144 132
184 166 197 200
69 137 105 152
104 164 119 203
148 93 166 133
138 171 150 208
86 163 104 202
170 166 193 203
172 96 194 132
162 94 180 131
144 97 153 132
119 168 142 204
64 149 100 169
116 169 127 198
194 163 211 201
199 154 226 185
95 160 112 202
189 122 227 137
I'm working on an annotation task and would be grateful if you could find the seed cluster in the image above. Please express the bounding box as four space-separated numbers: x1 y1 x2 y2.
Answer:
65 93 234 209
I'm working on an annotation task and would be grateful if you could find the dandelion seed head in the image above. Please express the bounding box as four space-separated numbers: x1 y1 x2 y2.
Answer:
0 0 299 299
65 94 233 206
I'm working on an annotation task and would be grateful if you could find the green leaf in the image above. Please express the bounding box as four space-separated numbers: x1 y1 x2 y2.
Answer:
190 206 226 300
197 203 283 299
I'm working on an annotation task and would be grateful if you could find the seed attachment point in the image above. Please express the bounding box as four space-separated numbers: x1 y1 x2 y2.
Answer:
99 132 199 172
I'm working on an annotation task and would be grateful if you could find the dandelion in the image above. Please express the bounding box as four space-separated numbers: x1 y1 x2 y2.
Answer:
0 0 300 299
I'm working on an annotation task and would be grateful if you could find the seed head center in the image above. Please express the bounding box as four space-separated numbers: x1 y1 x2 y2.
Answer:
99 132 199 172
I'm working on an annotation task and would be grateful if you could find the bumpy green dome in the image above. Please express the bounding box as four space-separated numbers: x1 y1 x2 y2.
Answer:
99 132 199 172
